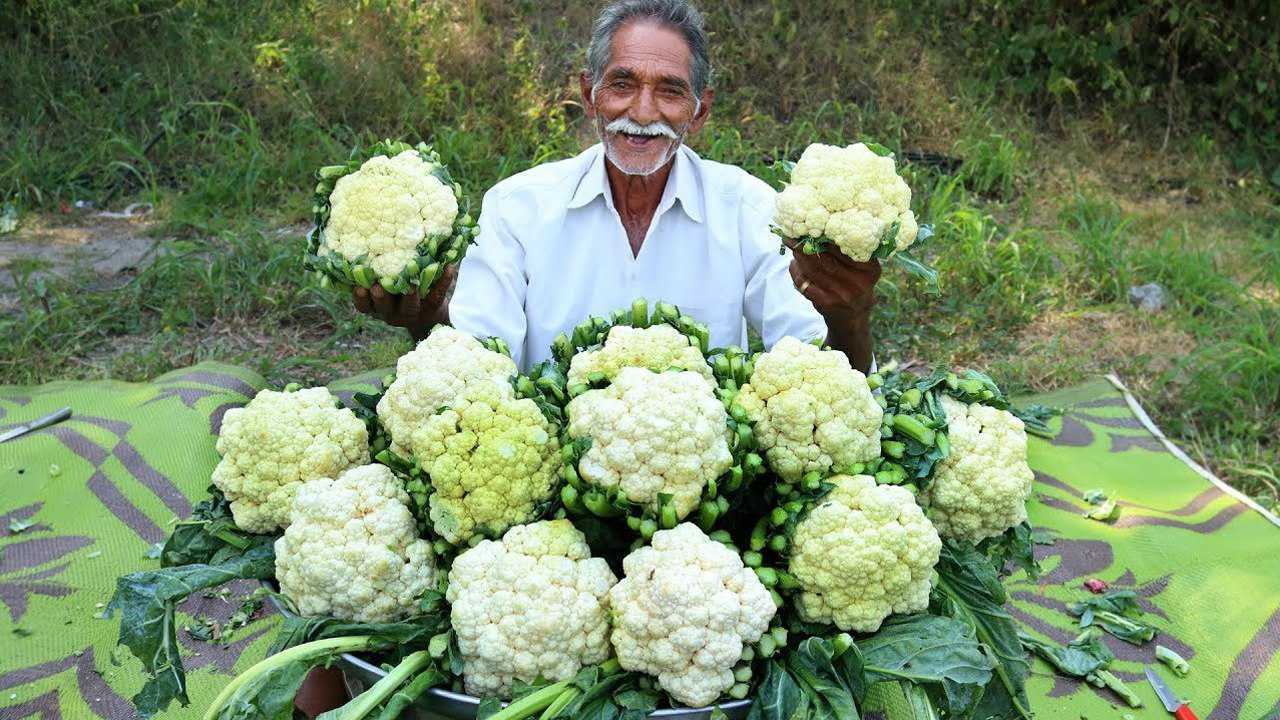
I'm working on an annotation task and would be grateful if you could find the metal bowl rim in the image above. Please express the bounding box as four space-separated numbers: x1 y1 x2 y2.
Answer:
338 652 753 717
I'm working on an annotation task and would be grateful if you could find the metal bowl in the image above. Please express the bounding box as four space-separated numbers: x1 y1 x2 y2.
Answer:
336 653 753 720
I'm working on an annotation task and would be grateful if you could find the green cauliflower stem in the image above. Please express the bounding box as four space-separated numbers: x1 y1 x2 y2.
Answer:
447 520 616 698
775 142 918 261
736 337 882 482
609 523 776 708
211 387 369 534
789 474 941 632
274 464 438 622
413 381 560 545
567 324 715 389
567 367 732 519
321 150 459 280
922 395 1035 543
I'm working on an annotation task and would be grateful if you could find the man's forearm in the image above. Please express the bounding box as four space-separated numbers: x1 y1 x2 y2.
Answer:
823 308 874 374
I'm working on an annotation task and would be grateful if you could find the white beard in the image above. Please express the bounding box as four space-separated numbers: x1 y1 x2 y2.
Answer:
596 114 688 176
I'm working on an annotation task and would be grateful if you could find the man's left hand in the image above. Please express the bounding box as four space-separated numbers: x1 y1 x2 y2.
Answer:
785 238 881 321
785 238 880 373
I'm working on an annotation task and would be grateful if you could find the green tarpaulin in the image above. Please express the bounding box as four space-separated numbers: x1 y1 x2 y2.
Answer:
2 364 1277 719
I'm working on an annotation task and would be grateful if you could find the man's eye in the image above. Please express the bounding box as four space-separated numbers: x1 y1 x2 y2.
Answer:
610 80 631 90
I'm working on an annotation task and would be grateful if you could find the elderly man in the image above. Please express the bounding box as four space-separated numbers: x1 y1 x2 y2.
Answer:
352 0 881 372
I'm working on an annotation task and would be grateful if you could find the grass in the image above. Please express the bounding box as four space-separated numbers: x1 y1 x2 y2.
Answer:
1 1 1276 510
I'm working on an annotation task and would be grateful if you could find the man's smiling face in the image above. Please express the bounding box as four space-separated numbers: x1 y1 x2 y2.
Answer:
583 19 712 176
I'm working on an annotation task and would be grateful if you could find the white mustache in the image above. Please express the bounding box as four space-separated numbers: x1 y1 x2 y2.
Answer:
604 117 678 140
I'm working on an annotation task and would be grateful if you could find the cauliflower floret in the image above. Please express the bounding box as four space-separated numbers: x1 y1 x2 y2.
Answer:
412 381 560 545
377 326 517 458
789 475 941 632
609 523 776 707
274 464 437 622
736 337 882 482
567 368 732 519
791 143 863 213
922 395 1034 543
774 184 830 239
567 324 715 389
775 142 918 261
322 150 459 279
447 520 616 698
211 387 369 534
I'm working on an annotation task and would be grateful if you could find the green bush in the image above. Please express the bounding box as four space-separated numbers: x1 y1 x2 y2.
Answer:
903 0 1279 165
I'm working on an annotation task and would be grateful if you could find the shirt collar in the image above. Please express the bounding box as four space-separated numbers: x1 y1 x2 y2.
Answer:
567 143 704 224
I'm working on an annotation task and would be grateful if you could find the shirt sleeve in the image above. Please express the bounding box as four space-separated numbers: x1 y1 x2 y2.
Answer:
448 188 530 367
740 179 828 349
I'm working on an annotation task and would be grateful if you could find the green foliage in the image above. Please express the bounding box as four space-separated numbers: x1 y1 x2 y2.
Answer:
1068 590 1158 645
159 486 258 567
106 538 277 718
931 543 1032 719
902 0 1279 165
747 617 993 720
1019 628 1114 678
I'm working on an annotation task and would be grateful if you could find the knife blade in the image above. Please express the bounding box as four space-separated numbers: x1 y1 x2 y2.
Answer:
1145 666 1199 720
0 407 72 444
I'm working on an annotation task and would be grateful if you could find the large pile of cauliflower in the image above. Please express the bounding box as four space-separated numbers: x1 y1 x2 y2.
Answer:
117 293 1052 716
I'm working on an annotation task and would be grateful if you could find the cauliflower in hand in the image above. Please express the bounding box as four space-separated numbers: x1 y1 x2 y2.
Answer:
447 520 616 698
211 387 369 534
377 326 517 459
788 474 941 632
412 381 560 545
307 140 476 294
610 523 776 708
922 395 1034 543
567 324 715 390
275 464 438 622
736 337 882 482
775 142 919 262
566 367 732 522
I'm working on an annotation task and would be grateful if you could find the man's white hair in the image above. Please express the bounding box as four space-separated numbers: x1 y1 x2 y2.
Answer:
587 0 711 98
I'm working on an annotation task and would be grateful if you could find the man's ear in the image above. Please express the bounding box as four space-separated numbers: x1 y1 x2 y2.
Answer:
579 72 597 119
688 87 715 134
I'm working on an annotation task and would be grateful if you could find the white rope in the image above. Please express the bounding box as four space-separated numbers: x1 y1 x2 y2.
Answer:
1103 373 1280 528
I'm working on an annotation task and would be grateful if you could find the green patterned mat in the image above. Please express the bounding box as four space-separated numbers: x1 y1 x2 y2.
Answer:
1 365 1277 719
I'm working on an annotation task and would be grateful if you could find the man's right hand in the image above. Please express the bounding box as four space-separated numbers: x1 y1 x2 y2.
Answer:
352 264 456 341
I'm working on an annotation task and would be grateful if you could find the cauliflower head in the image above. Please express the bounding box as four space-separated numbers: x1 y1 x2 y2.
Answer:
789 474 941 632
377 326 517 458
775 142 917 262
736 337 882 482
274 464 438 622
411 381 560 545
609 523 776 707
211 387 369 534
567 367 732 519
922 395 1034 543
323 149 459 279
567 324 715 389
447 520 616 698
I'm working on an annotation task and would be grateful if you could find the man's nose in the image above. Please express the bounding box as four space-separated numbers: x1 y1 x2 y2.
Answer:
630 85 660 124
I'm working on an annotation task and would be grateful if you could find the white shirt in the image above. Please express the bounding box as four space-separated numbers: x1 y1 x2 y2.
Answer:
450 143 827 369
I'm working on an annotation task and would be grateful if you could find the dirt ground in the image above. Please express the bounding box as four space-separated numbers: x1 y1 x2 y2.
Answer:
0 207 161 291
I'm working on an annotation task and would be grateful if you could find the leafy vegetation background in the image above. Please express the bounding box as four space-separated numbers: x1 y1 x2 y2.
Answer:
1 0 1276 509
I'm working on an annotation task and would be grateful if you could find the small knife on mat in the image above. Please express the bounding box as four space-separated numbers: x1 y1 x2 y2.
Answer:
0 407 72 444
1145 665 1198 720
